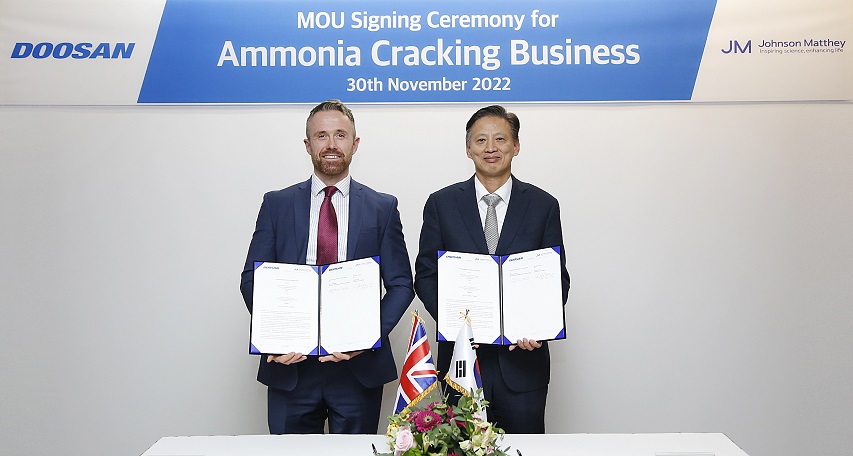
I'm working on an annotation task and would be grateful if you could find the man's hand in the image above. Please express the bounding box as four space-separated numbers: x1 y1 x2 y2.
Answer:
509 338 542 351
319 350 364 363
266 353 307 365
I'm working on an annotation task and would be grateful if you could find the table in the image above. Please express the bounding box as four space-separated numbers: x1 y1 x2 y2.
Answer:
142 433 749 456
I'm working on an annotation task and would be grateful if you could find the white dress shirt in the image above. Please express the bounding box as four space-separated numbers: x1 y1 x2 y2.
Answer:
306 174 350 265
474 176 513 236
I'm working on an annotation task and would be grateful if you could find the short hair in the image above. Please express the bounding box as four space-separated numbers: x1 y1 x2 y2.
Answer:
465 105 520 144
305 99 356 138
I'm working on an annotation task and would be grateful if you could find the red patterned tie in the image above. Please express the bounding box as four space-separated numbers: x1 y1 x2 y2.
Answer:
316 186 338 265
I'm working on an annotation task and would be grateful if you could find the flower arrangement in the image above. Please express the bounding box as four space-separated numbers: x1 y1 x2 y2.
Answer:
381 391 509 456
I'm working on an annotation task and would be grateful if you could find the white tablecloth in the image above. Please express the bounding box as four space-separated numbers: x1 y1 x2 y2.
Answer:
142 432 749 456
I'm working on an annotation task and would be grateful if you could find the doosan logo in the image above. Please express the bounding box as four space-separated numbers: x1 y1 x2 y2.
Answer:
11 42 135 59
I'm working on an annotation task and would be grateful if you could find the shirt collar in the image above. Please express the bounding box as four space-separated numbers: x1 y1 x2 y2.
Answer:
311 174 351 197
474 176 512 205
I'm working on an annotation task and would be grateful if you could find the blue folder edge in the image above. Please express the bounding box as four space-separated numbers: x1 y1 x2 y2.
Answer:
255 261 324 273
250 262 263 355
437 330 447 342
493 335 511 345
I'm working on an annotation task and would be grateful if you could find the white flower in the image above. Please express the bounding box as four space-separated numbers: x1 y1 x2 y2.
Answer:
394 427 415 456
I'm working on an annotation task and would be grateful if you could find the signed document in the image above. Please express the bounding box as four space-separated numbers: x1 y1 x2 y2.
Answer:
250 257 380 355
438 247 565 345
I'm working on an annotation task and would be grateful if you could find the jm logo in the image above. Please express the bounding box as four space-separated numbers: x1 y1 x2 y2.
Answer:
722 40 751 54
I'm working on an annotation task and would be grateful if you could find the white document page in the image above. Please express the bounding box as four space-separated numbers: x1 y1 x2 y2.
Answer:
250 263 320 355
438 251 502 344
501 247 565 342
319 257 381 353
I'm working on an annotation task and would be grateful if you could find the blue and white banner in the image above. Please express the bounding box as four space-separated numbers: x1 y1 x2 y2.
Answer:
1 0 850 104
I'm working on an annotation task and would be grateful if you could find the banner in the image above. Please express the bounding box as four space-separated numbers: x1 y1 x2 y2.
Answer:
1 0 850 105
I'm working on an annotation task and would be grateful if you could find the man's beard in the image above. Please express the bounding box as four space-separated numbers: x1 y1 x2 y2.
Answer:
313 153 351 177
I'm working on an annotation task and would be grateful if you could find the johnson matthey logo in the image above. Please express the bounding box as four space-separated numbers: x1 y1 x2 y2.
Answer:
721 37 846 55
10 41 135 59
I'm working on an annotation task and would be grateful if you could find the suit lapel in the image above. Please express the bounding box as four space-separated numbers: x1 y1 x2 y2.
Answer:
346 179 364 260
496 176 530 255
294 178 312 263
457 176 490 254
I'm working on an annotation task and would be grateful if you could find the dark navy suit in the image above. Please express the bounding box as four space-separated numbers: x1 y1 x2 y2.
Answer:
414 175 569 433
241 177 414 433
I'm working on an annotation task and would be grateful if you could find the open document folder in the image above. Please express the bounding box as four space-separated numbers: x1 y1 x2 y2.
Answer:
438 247 565 345
250 257 381 355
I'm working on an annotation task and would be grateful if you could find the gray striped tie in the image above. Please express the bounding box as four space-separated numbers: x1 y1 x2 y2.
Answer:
483 194 501 254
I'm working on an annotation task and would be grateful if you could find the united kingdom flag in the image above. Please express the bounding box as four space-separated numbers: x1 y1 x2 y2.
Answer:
394 312 438 414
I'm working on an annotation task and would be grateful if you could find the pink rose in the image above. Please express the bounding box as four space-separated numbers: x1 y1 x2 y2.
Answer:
394 427 415 456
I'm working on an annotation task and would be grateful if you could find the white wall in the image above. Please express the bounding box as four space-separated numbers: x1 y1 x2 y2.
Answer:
0 102 851 456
